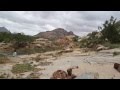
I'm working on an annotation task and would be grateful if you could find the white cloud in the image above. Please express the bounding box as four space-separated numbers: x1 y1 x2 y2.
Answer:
44 24 56 31
0 11 120 36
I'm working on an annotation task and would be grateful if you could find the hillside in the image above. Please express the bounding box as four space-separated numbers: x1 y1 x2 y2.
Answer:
0 27 10 33
35 28 76 40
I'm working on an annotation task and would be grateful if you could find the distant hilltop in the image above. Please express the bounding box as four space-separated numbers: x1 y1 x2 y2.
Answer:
35 28 76 40
0 27 11 33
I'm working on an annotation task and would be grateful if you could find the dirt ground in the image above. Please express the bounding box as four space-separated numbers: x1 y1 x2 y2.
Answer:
1 48 120 79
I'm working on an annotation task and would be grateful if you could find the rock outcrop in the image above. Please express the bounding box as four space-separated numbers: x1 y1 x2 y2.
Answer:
35 28 75 40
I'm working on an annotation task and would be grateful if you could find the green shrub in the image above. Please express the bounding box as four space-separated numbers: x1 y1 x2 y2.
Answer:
113 51 120 56
103 42 120 49
0 74 6 78
11 63 34 74
73 36 79 42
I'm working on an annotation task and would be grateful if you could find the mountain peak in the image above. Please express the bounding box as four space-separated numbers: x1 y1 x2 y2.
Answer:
0 27 10 33
35 28 75 40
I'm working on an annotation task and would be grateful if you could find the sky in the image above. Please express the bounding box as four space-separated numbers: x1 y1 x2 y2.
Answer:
0 11 120 36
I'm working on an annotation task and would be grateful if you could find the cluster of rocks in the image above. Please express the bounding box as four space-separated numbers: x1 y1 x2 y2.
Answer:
31 38 53 48
96 44 109 51
50 66 79 79
50 63 120 79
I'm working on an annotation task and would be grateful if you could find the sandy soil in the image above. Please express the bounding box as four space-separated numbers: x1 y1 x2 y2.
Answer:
1 48 120 79
39 49 120 79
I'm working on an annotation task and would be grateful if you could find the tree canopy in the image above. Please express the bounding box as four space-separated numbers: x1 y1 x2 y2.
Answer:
100 16 120 43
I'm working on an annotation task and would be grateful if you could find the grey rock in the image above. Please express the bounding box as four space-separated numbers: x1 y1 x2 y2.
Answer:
75 72 99 79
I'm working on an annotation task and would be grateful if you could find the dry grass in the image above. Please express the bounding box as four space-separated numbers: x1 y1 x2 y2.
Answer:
0 54 10 64
34 55 47 62
26 72 42 79
38 61 52 66
33 68 45 72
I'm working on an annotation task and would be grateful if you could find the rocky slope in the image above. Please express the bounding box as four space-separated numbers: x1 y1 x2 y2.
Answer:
0 27 10 33
35 28 76 40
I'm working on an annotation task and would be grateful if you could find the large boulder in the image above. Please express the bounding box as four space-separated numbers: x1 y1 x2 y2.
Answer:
96 45 109 51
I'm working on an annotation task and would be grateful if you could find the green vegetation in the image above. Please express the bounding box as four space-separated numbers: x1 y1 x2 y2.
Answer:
0 74 6 78
79 31 104 48
17 46 62 55
79 16 120 49
0 32 35 49
73 36 79 42
103 42 120 49
0 54 9 64
0 32 35 43
113 51 120 56
100 16 120 43
11 63 34 74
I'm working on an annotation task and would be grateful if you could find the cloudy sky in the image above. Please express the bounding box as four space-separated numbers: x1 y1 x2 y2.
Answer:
0 11 120 36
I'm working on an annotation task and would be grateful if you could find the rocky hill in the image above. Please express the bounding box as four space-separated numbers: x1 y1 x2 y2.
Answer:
0 27 10 33
35 28 76 40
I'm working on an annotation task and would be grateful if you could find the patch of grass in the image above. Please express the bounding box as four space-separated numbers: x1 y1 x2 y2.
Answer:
11 63 34 74
0 73 11 79
0 54 10 64
103 42 120 49
0 74 6 78
113 51 120 56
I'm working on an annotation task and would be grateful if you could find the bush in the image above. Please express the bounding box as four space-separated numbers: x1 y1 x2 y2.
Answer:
79 38 103 48
100 16 120 43
113 51 120 56
0 32 35 49
79 31 105 48
73 36 79 42
0 74 6 78
103 42 120 49
11 64 34 74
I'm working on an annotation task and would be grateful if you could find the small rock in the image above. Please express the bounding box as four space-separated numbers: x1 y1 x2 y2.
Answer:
114 63 120 72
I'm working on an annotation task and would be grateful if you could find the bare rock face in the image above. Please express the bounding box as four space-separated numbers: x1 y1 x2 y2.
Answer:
35 28 75 40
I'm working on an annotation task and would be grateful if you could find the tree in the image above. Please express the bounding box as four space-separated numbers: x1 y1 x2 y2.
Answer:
73 36 79 42
100 16 120 43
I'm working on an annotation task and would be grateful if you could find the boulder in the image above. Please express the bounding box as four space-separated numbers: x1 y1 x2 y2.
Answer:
96 45 109 51
114 63 120 72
